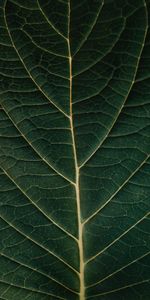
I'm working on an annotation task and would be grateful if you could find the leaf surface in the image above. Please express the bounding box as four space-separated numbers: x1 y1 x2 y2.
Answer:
0 0 150 299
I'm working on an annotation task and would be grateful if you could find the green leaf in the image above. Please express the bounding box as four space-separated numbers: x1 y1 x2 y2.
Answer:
0 0 150 299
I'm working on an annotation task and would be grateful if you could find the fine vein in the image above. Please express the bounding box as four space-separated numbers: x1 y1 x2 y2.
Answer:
79 10 148 169
0 279 65 300
4 0 69 118
0 252 78 295
85 212 149 266
0 213 79 276
86 250 150 289
86 279 149 298
83 154 149 226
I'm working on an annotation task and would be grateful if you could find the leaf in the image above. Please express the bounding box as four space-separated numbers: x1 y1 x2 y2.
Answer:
0 0 150 299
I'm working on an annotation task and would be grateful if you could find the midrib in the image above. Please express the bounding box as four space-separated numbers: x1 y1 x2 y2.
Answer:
67 2 85 299
68 47 85 300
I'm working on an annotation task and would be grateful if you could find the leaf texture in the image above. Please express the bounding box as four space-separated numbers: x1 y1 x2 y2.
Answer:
0 0 150 299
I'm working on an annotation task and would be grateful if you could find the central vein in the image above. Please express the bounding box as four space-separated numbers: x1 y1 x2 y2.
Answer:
67 3 85 299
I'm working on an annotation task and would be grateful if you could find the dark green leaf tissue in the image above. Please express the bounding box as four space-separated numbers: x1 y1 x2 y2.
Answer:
0 0 150 299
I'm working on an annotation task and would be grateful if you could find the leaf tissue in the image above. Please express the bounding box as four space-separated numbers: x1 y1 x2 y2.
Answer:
0 0 150 299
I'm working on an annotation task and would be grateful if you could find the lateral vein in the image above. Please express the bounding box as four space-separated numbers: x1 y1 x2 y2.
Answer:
86 251 150 288
85 212 149 265
1 104 75 186
37 0 67 40
86 279 149 298
83 155 150 225
0 279 65 300
0 214 79 276
1 161 77 243
0 252 78 295
4 0 69 119
79 13 148 169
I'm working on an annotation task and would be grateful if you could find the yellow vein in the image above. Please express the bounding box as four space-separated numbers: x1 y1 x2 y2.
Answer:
72 0 104 57
71 21 126 79
67 2 85 299
0 279 65 300
1 157 77 243
1 104 75 186
4 0 69 119
79 8 148 169
37 0 67 40
0 252 78 295
86 279 149 298
9 0 37 10
21 28 68 59
0 214 79 277
85 212 149 265
0 284 11 299
86 251 150 288
83 154 149 225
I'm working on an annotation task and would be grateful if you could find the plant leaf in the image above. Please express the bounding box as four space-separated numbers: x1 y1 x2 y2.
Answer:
0 0 150 299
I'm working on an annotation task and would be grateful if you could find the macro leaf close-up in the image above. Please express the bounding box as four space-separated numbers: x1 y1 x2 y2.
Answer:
0 0 150 299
